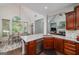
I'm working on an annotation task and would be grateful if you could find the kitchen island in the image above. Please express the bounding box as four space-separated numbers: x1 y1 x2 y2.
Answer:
20 34 44 55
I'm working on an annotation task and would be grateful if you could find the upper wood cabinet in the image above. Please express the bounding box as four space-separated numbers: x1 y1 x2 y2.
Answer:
66 11 75 30
75 6 79 29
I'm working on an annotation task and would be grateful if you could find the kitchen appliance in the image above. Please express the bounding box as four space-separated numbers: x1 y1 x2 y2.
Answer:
58 31 65 36
36 39 43 54
50 28 57 33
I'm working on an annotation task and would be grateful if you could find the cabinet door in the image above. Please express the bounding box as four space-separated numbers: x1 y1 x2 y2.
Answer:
43 37 54 49
75 6 79 29
76 44 79 55
27 41 36 55
54 39 58 50
66 11 75 30
58 39 64 53
54 38 64 53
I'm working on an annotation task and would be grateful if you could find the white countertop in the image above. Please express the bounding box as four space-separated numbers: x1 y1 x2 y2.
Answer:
21 34 79 43
47 34 79 43
20 34 43 42
0 37 22 54
0 42 21 53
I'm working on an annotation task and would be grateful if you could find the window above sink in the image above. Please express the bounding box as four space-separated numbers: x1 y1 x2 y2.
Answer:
48 13 66 36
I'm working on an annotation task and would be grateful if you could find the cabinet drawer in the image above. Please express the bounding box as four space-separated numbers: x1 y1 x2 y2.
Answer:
64 43 76 48
64 40 75 44
64 49 76 55
64 45 76 51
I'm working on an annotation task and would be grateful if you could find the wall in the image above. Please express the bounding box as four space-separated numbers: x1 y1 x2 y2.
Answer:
48 13 66 33
48 4 79 16
0 5 45 37
21 6 45 34
47 4 79 41
48 13 79 41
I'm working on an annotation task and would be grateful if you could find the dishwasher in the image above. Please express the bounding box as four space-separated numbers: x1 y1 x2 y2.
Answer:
36 39 43 54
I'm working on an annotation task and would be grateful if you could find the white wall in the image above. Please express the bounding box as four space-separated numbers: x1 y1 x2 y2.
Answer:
21 6 46 34
0 6 20 19
48 13 66 34
0 5 46 37
47 4 79 41
48 4 78 16
48 13 79 41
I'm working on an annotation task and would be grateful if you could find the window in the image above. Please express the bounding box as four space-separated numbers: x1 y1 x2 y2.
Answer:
2 19 10 37
35 19 44 34
12 20 23 33
12 20 28 35
2 17 28 37
23 22 28 34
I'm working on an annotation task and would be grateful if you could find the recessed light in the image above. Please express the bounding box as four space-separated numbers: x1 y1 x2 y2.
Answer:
44 6 48 10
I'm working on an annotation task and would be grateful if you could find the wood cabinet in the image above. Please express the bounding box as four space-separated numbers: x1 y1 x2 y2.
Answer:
64 40 76 55
76 44 79 55
43 37 54 50
66 11 75 30
24 36 79 55
75 6 79 29
27 40 36 55
54 38 58 50
54 38 64 53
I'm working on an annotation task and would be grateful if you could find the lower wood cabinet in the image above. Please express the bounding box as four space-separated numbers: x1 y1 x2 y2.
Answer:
64 40 77 55
27 40 37 55
54 38 64 53
75 44 79 55
24 37 79 55
43 37 54 50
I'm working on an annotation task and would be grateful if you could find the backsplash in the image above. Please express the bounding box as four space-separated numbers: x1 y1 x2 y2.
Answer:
66 30 79 39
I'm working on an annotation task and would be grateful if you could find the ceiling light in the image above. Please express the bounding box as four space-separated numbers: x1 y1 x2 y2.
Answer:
44 6 48 10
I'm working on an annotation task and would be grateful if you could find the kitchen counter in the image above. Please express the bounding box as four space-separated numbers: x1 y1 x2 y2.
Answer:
0 42 22 54
21 34 79 43
20 34 44 43
45 34 79 43
20 34 79 55
0 37 22 54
